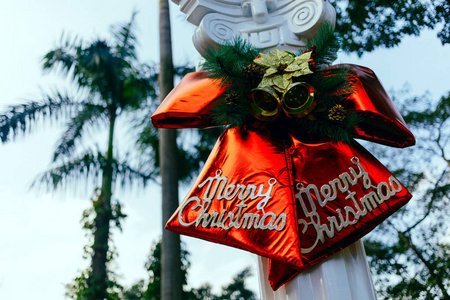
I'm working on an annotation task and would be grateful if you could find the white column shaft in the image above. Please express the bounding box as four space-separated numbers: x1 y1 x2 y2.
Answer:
258 240 377 300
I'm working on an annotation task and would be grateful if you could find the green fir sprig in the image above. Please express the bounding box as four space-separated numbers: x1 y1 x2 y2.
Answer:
201 23 366 143
202 38 262 127
301 22 340 70
201 38 260 86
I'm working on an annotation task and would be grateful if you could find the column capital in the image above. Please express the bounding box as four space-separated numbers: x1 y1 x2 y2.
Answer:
173 0 336 56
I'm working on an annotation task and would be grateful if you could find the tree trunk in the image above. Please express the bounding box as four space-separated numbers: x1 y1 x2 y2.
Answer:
159 1 183 300
88 111 116 300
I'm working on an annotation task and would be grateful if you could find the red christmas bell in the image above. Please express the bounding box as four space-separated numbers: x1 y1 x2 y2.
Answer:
166 126 304 269
151 63 415 291
267 135 412 290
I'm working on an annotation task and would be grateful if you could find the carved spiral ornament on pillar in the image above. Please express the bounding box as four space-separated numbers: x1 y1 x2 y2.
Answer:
198 14 240 45
212 21 235 41
292 2 317 26
291 1 319 31
173 0 336 55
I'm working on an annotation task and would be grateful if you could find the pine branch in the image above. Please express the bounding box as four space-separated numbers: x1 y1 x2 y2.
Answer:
201 37 260 87
311 66 352 92
303 22 340 69
201 38 261 127
211 93 250 127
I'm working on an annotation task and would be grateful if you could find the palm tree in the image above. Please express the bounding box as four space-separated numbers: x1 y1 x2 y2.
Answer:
158 1 183 299
0 14 154 300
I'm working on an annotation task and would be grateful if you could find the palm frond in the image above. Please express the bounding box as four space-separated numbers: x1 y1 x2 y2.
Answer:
112 11 138 61
43 33 118 100
33 150 154 191
42 33 81 76
53 103 108 162
74 40 123 103
135 118 159 165
121 66 158 110
33 150 104 191
114 157 156 188
135 117 224 183
0 92 80 143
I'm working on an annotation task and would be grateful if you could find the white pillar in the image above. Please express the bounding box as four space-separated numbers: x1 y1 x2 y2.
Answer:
258 240 377 300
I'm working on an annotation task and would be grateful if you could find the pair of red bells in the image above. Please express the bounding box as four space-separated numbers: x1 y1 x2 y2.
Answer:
249 82 316 121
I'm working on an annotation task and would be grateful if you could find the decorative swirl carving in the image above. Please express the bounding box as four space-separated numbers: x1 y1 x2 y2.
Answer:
203 14 238 43
288 0 324 36
292 1 318 27
194 13 244 56
179 0 336 56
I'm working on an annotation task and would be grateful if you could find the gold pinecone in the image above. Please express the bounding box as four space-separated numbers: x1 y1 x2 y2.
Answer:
242 62 266 79
223 92 240 106
328 104 347 121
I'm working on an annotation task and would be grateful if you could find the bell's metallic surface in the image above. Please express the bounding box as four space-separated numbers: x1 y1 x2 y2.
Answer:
163 126 411 291
249 83 317 122
165 127 305 270
249 87 281 121
281 82 317 118
152 64 416 297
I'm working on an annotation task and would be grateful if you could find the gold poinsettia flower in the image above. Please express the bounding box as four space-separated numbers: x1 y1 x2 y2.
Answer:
254 49 314 92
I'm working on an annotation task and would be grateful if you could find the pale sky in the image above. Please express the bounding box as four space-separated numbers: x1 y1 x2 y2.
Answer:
1 1 450 300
